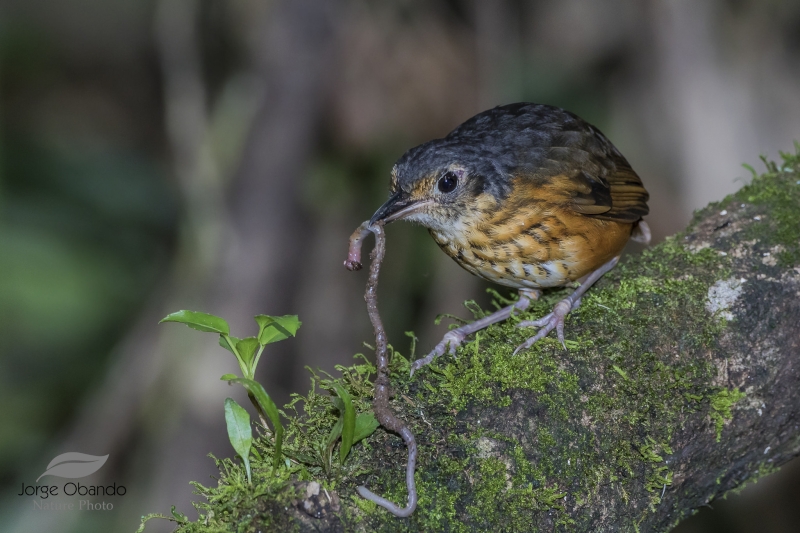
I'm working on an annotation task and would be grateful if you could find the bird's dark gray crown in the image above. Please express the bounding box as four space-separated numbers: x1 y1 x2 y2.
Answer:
391 103 607 200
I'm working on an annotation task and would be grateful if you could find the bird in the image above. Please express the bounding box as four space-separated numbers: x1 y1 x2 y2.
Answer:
368 102 650 375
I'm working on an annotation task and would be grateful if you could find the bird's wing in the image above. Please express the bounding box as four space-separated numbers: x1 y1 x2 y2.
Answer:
567 152 650 223
529 124 649 224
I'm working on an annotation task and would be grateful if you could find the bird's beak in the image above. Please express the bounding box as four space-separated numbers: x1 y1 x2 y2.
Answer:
369 191 430 225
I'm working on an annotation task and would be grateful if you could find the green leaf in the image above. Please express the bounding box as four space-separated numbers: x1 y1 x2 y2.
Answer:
255 315 301 345
330 396 345 413
160 310 230 335
332 384 355 464
223 398 252 484
223 377 284 469
235 337 259 368
353 412 379 444
219 335 241 354
220 373 238 381
326 415 344 451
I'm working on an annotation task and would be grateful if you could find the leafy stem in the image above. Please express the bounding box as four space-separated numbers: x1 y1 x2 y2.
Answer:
160 310 301 474
221 334 248 377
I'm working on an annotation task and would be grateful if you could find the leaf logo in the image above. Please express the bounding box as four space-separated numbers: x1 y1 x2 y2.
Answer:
36 453 109 482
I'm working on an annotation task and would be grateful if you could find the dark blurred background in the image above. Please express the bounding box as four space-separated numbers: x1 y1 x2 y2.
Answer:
0 1 798 531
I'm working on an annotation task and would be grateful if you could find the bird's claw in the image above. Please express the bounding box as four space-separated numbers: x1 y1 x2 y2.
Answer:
513 298 576 355
410 330 465 376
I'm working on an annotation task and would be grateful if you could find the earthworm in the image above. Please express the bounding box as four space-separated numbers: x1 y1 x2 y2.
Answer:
343 221 371 271
346 221 418 517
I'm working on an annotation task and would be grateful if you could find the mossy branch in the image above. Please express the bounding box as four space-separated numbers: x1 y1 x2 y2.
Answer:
144 148 800 533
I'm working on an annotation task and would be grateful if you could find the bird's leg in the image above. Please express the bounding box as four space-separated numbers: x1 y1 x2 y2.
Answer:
410 288 541 376
513 255 620 354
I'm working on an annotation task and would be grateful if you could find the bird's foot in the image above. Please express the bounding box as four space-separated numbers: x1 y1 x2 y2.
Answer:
409 290 536 376
410 329 466 376
513 297 581 354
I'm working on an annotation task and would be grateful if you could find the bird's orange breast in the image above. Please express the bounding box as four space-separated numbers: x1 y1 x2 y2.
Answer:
429 190 633 289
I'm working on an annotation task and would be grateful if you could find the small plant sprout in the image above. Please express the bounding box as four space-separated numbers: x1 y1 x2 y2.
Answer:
144 307 382 533
160 310 301 474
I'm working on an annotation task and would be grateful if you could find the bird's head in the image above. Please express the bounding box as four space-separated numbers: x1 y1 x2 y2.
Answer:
369 138 510 232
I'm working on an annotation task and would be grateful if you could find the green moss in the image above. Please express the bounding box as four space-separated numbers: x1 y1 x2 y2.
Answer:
138 455 301 533
709 388 746 442
464 448 572 532
736 145 800 266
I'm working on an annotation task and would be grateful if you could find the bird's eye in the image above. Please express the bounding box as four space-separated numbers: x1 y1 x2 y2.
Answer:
437 171 459 193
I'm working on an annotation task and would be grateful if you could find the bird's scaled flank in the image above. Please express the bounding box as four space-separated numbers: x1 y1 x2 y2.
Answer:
367 102 650 374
